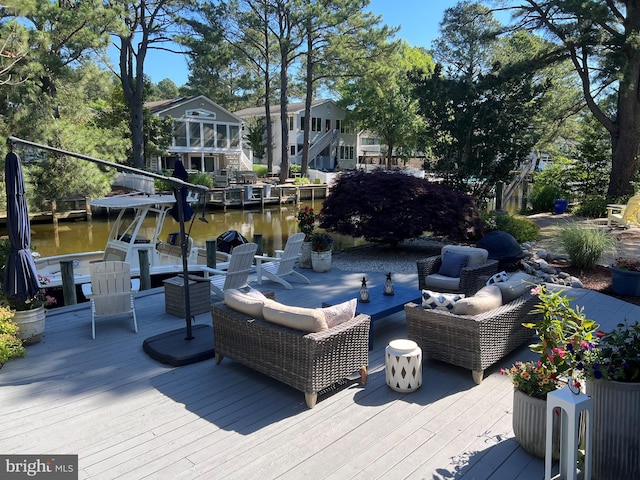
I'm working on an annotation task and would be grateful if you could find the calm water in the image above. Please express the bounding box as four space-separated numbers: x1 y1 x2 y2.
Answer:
8 201 365 258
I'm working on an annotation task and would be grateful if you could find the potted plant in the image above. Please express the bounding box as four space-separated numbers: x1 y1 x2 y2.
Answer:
502 284 598 459
0 306 25 369
609 257 640 296
0 239 56 344
297 206 317 269
310 232 333 273
578 321 640 479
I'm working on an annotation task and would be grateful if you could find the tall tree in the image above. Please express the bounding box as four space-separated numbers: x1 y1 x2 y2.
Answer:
513 0 640 199
271 0 304 183
339 43 433 169
298 0 392 175
109 0 193 168
411 2 551 202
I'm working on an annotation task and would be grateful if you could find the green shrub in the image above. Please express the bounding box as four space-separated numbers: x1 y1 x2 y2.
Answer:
530 185 566 213
253 165 268 177
0 307 25 365
553 222 618 269
154 176 173 192
187 172 213 188
290 164 301 175
294 177 311 185
573 196 608 218
483 211 540 242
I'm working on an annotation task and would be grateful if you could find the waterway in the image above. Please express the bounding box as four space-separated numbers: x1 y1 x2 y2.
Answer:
4 200 366 258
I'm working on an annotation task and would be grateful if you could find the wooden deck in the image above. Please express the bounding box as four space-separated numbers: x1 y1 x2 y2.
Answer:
0 266 633 479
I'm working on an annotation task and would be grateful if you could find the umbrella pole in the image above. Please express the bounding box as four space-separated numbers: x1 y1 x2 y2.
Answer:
175 187 194 340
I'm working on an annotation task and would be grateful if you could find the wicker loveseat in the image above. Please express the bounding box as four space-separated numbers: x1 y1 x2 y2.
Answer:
211 301 371 408
404 292 541 385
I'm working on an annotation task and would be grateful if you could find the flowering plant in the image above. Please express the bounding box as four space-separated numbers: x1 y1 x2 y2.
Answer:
310 232 333 252
297 206 317 240
502 285 599 396
524 285 599 379
578 321 640 382
3 275 57 311
502 361 558 400
610 257 640 272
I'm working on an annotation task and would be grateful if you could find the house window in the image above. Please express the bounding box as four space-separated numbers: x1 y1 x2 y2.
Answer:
289 116 294 130
340 145 354 159
203 123 215 148
217 124 227 148
325 119 331 131
230 125 240 148
290 145 296 156
174 121 187 147
189 122 202 147
312 117 322 132
301 116 305 130
186 109 216 119
336 119 342 132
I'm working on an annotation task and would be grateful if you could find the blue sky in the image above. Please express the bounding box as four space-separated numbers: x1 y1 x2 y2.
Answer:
140 1 455 86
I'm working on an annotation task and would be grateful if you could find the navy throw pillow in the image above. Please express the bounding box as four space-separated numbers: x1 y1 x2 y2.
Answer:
438 251 469 278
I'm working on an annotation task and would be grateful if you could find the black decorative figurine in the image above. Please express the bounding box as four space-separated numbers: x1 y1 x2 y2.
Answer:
359 276 370 303
383 272 395 296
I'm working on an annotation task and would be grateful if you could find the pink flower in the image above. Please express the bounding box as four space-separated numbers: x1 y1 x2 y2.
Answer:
530 286 542 296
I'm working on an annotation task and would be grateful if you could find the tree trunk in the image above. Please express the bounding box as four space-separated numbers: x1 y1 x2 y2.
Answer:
607 73 640 199
279 52 289 184
301 21 313 177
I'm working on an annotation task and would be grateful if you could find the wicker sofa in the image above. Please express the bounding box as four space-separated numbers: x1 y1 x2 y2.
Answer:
210 301 371 408
404 292 541 385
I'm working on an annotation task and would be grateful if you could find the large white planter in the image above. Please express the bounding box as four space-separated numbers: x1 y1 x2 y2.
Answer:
311 250 332 273
512 388 560 460
299 241 312 269
586 379 640 480
14 306 46 345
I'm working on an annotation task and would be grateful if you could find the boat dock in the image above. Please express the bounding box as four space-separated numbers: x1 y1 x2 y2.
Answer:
203 183 329 210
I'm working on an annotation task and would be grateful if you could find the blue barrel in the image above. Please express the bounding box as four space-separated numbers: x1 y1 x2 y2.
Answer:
554 199 568 214
244 185 253 199
263 184 272 198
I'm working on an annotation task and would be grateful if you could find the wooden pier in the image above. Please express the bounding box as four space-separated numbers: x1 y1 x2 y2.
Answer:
204 183 330 210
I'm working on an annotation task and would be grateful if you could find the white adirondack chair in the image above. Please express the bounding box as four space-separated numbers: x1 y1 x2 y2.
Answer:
87 261 138 339
254 232 310 289
208 242 258 300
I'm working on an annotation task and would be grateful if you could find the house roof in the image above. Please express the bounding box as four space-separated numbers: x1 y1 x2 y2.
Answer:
234 99 339 118
146 95 242 122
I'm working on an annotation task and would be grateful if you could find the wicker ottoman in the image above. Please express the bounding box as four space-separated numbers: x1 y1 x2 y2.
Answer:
385 339 422 393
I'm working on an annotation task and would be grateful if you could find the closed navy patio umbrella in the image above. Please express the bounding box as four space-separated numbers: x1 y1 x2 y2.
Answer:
3 151 40 301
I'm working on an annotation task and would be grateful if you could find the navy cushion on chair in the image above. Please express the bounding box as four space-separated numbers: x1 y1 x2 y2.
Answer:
438 251 469 278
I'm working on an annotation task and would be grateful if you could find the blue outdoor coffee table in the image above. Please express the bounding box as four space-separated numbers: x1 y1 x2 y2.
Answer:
322 285 422 350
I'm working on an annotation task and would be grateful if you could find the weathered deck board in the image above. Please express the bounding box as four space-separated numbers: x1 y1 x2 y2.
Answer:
0 265 634 479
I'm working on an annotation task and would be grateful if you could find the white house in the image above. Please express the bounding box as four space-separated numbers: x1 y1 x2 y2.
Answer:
234 99 358 172
146 95 252 173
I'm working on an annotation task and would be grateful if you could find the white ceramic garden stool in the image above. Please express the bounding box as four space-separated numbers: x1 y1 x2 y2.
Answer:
385 339 422 393
545 384 593 480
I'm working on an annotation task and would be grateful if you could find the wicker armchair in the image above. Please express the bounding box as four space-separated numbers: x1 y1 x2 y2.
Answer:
211 301 370 408
404 293 541 384
417 245 499 296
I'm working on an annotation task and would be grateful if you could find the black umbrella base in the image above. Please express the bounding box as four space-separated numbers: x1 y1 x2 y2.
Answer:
143 324 214 367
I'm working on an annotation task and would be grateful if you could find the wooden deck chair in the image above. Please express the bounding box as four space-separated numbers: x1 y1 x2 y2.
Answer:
254 232 310 289
209 242 258 300
607 194 640 227
87 261 138 339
